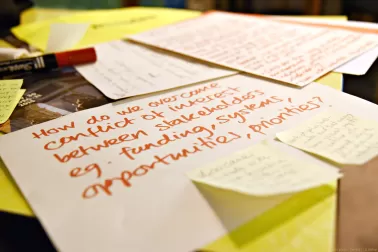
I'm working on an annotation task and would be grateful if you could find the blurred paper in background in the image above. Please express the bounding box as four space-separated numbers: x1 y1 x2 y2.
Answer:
45 23 89 52
12 7 201 51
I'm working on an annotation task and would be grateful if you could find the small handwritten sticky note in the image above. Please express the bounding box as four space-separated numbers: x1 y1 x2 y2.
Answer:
276 110 378 165
0 80 24 124
187 142 341 196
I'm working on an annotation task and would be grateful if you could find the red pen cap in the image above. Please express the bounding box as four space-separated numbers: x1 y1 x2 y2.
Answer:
55 48 97 67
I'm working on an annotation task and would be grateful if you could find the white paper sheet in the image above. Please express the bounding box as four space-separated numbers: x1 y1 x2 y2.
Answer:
188 141 342 196
0 48 28 61
46 23 89 53
129 12 378 87
1 75 377 252
271 17 378 75
75 40 237 99
335 46 378 75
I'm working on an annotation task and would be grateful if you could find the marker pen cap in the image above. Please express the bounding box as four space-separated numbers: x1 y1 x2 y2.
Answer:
55 48 97 67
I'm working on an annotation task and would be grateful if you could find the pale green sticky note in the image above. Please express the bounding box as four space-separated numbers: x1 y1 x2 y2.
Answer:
277 110 378 165
0 80 24 124
187 141 341 196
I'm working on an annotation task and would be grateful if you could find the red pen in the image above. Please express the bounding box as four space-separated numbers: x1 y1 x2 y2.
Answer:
0 47 97 77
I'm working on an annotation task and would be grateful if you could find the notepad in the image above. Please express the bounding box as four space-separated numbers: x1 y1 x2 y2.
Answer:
0 80 24 124
130 12 378 87
75 40 237 99
276 110 378 165
188 141 342 196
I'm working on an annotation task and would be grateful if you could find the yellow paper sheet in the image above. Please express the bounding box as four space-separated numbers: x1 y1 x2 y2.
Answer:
0 80 24 124
13 7 201 51
188 141 341 196
277 110 378 165
0 154 33 216
21 8 87 24
0 40 14 48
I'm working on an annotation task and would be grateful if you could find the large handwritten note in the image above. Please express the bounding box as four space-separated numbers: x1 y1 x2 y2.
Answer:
130 12 378 86
188 141 342 196
277 110 378 165
0 75 377 252
0 79 24 124
269 16 378 76
76 40 236 99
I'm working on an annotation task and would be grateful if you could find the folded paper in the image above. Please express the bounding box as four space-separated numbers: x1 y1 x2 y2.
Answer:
188 141 342 196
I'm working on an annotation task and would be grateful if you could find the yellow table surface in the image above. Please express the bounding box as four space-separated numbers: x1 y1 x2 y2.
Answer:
0 8 345 252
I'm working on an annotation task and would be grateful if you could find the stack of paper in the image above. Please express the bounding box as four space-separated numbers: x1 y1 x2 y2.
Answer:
2 7 378 252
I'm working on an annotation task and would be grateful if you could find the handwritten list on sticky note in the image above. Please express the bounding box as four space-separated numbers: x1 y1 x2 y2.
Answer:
277 110 378 165
187 142 341 196
0 80 24 124
130 12 378 87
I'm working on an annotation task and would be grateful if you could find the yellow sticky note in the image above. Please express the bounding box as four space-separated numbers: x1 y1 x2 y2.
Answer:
277 110 378 165
0 155 33 216
13 7 201 51
188 141 341 196
0 80 24 124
